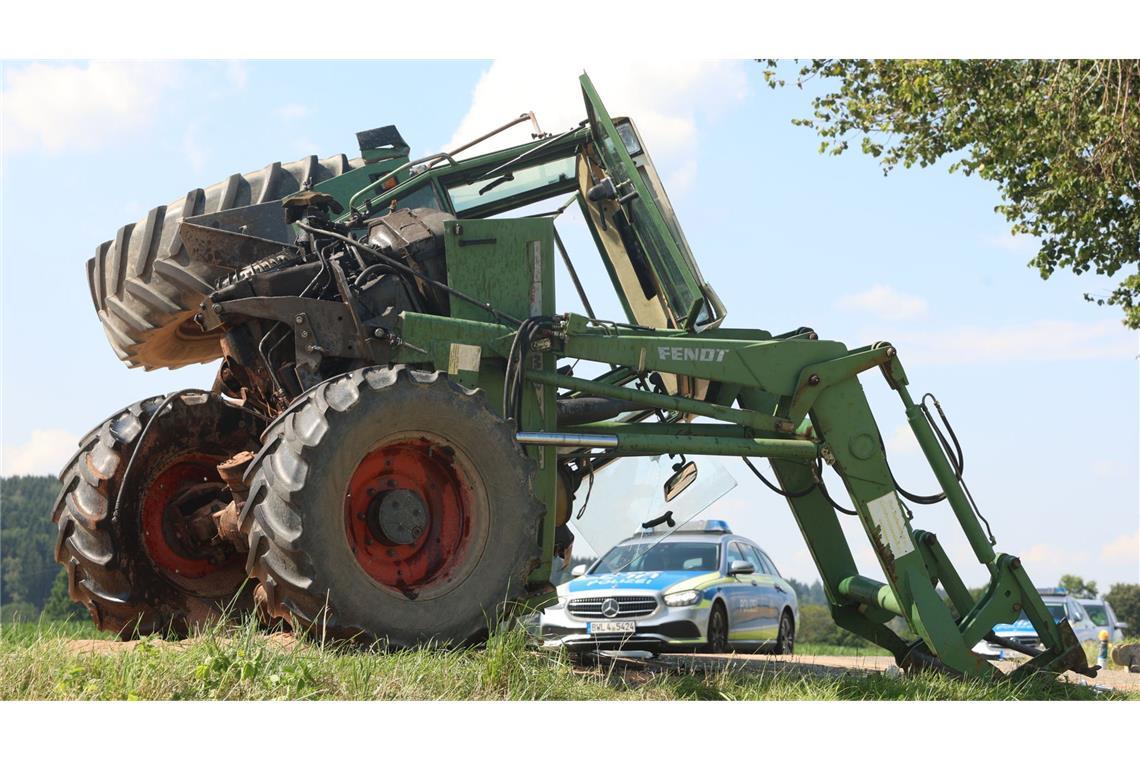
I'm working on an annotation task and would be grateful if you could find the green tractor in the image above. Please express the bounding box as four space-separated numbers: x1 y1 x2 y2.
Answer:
55 74 1094 678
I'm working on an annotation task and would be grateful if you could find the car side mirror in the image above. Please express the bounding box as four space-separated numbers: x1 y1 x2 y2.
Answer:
1117 622 1129 630
571 564 588 578
729 560 754 576
664 461 698 502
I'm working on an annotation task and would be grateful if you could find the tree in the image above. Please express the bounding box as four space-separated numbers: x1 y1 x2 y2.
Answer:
762 60 1140 327
0 475 62 612
42 569 87 621
1105 583 1140 635
1059 574 1099 599
787 577 827 605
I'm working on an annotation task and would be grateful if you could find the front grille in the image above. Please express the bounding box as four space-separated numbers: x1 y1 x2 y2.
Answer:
567 596 658 619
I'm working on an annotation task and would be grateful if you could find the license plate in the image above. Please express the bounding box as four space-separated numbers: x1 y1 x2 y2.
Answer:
588 621 635 634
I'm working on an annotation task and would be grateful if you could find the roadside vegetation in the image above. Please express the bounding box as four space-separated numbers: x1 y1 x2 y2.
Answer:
0 615 1131 701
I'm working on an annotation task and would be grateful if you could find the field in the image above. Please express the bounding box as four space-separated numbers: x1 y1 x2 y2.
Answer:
1 617 1133 701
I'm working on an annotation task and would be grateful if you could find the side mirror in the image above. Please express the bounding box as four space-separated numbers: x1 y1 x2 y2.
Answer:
1117 622 1129 630
728 560 755 576
664 461 698 502
571 564 588 578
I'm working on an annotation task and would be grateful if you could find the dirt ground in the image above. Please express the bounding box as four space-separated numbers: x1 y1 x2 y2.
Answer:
63 632 299 656
662 652 1140 693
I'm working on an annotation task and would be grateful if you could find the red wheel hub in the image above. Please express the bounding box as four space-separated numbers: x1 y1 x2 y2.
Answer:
141 456 237 582
345 437 475 593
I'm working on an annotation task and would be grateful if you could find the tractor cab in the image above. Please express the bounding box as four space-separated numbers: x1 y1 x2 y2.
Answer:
339 74 724 339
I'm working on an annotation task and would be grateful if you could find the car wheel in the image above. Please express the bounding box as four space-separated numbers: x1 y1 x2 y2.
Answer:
775 610 795 655
705 602 729 653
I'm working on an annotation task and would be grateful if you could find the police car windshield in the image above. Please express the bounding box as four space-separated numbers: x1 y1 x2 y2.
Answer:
591 541 720 574
1016 604 1066 624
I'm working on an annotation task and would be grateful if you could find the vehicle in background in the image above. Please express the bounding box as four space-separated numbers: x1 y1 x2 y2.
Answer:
1077 598 1128 643
539 520 798 656
973 588 1102 658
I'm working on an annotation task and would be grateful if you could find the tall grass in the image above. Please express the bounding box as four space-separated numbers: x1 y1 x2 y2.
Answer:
0 616 1129 701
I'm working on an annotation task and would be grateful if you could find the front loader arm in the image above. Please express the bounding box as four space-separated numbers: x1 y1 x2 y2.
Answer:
399 309 1093 678
739 340 1095 678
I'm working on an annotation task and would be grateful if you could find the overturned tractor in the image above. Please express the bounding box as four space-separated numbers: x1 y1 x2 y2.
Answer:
55 75 1094 677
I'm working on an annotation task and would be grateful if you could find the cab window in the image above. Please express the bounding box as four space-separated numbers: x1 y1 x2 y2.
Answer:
383 181 442 214
445 156 576 215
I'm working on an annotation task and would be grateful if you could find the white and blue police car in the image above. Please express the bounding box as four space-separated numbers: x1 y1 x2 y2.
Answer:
540 520 798 655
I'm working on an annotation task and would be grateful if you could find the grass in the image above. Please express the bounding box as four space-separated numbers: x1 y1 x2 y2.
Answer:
0 616 1131 701
1082 637 1139 671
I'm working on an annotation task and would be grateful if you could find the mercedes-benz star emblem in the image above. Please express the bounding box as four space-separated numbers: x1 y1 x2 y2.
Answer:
601 598 620 618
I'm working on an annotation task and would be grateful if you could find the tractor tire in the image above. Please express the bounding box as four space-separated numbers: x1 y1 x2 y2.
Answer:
88 153 363 370
53 391 264 638
243 366 545 648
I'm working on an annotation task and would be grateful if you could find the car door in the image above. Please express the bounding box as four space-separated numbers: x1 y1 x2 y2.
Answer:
722 541 760 642
744 545 781 641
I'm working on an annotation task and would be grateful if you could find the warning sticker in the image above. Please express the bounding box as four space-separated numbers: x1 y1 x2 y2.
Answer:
866 492 915 559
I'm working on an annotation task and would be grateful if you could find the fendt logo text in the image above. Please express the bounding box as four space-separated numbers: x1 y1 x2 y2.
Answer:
657 346 729 362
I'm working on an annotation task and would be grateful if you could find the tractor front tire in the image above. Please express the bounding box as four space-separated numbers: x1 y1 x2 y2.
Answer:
88 153 362 370
243 366 545 648
53 392 263 638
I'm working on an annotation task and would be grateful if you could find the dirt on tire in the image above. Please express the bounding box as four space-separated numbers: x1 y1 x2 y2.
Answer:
88 153 363 370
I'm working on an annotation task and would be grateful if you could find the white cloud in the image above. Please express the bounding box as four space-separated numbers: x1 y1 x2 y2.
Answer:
887 424 921 456
223 61 249 91
877 320 1138 366
1020 542 1089 570
1091 459 1128 477
2 61 181 154
665 159 699 196
983 231 1038 254
837 284 928 320
1 429 79 476
276 103 309 121
182 123 209 172
1100 531 1139 565
444 60 749 178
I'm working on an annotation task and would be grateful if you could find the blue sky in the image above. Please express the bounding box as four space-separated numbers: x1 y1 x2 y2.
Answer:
2 60 1136 592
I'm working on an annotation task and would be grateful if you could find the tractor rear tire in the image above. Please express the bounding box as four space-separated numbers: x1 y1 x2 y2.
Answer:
88 153 363 370
53 391 264 638
243 366 545 648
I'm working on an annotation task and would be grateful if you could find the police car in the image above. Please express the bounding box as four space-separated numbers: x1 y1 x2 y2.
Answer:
973 588 1103 658
539 521 798 655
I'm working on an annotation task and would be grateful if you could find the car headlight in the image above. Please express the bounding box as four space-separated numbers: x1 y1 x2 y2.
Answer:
664 589 702 607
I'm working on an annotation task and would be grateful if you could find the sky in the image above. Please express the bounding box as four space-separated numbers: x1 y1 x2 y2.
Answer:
1 59 1137 594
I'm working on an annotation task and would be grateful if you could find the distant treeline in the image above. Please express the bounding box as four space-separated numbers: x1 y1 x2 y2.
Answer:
1 475 85 621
